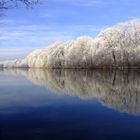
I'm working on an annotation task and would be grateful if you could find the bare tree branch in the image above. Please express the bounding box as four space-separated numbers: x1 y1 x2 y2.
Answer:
0 0 39 16
0 0 39 11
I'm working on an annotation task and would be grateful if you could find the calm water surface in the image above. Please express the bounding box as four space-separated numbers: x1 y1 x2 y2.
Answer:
0 68 140 140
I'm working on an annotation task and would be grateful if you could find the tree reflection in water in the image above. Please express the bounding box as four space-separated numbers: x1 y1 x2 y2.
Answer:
1 68 140 115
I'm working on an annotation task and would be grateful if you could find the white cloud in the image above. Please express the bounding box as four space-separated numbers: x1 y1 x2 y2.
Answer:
39 12 53 18
0 18 105 60
0 48 35 60
50 0 109 7
0 20 104 45
75 0 108 7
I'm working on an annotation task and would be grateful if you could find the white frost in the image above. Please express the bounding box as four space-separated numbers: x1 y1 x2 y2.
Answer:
2 19 140 68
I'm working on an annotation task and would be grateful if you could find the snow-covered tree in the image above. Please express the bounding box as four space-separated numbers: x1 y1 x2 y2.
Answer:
2 20 140 69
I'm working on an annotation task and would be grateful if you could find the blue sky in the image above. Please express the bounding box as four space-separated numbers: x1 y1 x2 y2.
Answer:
0 0 140 60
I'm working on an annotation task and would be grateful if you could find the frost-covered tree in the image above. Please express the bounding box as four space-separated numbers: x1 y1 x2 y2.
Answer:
1 20 140 69
97 20 140 68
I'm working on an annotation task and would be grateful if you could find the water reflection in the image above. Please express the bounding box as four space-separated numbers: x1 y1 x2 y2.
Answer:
1 68 140 115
